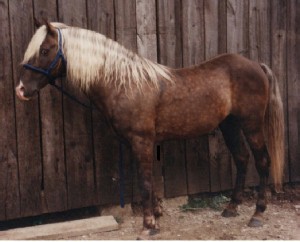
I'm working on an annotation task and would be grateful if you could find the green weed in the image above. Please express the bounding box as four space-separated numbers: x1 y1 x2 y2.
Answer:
180 194 230 212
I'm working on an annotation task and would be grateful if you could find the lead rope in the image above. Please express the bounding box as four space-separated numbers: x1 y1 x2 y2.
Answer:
119 142 125 208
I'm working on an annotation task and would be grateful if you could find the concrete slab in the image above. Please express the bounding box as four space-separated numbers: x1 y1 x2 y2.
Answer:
0 215 118 240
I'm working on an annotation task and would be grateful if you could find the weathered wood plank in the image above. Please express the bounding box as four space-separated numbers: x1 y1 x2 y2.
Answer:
182 0 208 197
0 0 20 220
204 0 219 59
182 0 205 66
157 0 187 198
136 0 164 199
185 138 210 194
0 216 118 240
182 0 210 195
9 0 43 217
209 130 233 192
225 0 250 190
270 0 289 183
218 0 227 55
157 0 182 68
203 0 229 193
286 0 300 183
33 0 67 214
227 0 249 56
163 140 187 197
247 0 271 187
87 0 122 205
157 0 186 197
136 0 157 60
58 0 96 209
184 0 211 194
115 0 137 52
114 0 138 203
249 0 270 64
207 0 228 193
87 0 115 39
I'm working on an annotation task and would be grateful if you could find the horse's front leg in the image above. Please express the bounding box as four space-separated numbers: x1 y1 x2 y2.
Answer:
131 136 157 232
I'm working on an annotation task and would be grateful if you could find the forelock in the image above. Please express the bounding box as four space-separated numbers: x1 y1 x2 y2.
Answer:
22 22 68 64
22 25 47 64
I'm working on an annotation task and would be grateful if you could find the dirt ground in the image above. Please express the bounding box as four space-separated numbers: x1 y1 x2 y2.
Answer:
67 185 300 240
1 185 299 240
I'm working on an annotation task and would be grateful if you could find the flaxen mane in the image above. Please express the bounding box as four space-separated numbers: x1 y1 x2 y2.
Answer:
22 22 172 92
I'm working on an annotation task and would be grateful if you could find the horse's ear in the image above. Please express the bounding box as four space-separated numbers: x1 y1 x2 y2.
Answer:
45 20 57 37
34 17 42 28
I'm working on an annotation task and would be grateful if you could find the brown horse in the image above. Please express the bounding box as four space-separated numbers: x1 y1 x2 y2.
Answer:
16 21 284 236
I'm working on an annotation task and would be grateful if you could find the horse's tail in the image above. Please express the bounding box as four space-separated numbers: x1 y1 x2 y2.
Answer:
260 63 285 192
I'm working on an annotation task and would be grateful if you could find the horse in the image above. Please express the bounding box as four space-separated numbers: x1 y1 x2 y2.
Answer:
16 20 284 237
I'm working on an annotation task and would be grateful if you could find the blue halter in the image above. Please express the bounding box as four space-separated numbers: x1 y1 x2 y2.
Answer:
23 28 66 84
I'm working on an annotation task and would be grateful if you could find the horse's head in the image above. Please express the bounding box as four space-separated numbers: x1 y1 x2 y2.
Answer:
16 20 66 100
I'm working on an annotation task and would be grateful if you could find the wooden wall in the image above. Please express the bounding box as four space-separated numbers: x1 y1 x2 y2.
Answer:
0 0 299 221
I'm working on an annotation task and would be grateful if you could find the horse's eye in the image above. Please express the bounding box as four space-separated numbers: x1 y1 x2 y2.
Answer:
40 49 49 56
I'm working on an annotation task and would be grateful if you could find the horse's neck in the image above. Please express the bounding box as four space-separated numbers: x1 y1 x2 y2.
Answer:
86 79 119 117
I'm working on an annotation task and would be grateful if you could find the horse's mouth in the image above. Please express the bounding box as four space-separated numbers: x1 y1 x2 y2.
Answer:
15 86 38 101
15 88 30 101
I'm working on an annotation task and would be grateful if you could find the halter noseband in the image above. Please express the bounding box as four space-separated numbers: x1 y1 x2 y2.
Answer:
23 28 66 84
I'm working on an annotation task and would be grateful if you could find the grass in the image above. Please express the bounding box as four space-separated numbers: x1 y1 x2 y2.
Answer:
180 194 230 212
114 216 124 224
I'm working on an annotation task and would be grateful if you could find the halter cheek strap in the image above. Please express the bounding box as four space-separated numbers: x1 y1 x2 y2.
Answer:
23 28 66 84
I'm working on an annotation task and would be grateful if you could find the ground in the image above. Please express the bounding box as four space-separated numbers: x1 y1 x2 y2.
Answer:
1 185 299 240
69 185 300 240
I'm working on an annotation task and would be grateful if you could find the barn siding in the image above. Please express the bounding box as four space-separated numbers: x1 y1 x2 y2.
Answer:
0 0 298 220
34 0 68 215
0 0 20 220
9 0 44 218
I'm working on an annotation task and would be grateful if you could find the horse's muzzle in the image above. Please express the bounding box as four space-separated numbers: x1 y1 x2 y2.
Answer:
15 81 31 101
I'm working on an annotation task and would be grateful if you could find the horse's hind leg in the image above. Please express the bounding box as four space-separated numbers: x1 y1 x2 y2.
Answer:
219 116 250 217
242 125 271 227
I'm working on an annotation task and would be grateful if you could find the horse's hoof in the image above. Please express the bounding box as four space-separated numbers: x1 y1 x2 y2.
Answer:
248 217 263 227
221 208 239 217
154 206 163 217
144 215 156 229
137 229 160 240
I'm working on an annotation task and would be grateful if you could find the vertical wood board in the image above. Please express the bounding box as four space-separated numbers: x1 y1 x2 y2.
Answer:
114 0 138 203
58 0 96 209
286 0 300 183
33 0 68 214
87 0 125 205
136 0 164 199
204 0 231 193
9 0 43 217
0 0 20 220
271 0 289 183
182 0 210 195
